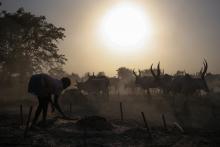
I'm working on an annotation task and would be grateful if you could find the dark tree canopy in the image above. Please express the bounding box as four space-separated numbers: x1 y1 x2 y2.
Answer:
117 67 134 80
97 71 105 77
48 66 68 79
0 8 66 76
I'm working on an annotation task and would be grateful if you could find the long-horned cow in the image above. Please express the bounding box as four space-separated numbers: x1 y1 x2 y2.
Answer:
150 63 173 94
170 59 209 95
76 73 110 98
133 68 159 95
109 77 120 95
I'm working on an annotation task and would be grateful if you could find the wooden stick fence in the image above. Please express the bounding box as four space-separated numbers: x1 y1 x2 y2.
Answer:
24 106 33 138
141 112 152 140
69 103 72 113
20 104 24 126
161 114 167 131
120 102 124 121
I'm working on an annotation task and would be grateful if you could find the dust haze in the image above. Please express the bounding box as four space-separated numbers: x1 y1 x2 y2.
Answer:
1 1 220 147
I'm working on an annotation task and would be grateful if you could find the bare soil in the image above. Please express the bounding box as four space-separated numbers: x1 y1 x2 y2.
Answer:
0 94 220 147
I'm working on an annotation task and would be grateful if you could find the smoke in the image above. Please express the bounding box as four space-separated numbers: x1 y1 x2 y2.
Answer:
59 89 220 130
1 74 220 131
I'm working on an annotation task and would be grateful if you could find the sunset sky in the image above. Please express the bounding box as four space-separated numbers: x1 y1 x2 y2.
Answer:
2 0 220 76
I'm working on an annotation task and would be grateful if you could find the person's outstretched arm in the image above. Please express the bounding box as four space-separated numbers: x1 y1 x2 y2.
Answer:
49 96 55 112
53 94 67 118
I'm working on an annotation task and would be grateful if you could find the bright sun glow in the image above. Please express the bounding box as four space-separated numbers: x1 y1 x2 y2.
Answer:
99 2 152 53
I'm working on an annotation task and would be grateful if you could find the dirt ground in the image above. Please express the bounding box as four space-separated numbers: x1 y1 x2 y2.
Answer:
0 93 220 147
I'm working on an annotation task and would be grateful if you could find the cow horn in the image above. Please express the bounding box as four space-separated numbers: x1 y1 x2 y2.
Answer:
150 64 157 78
157 62 161 77
138 69 141 76
199 67 203 75
201 59 208 79
133 70 138 77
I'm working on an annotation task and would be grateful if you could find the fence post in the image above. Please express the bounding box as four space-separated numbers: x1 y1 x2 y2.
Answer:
20 104 24 126
24 106 33 138
141 112 152 140
69 103 72 113
120 102 124 121
161 113 167 131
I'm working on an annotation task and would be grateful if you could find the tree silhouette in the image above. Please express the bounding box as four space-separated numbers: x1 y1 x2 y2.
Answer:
117 67 134 80
0 8 66 80
48 66 68 79
97 71 105 77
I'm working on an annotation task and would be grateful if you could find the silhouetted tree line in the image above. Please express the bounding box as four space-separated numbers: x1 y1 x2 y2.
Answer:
0 6 67 99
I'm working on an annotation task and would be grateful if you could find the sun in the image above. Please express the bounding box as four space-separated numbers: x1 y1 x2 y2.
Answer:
99 2 152 53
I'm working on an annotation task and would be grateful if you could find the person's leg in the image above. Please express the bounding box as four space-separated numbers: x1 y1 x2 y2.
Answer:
48 95 55 112
42 96 50 123
32 96 43 125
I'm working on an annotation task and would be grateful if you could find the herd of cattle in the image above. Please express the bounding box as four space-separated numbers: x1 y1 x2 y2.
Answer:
72 59 218 98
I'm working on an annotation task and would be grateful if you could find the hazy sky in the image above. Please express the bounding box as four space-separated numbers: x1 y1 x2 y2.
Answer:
1 0 220 76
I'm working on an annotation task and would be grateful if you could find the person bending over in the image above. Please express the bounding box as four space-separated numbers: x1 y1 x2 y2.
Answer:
28 73 71 125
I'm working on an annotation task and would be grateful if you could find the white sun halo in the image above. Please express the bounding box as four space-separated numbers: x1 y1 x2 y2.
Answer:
100 2 152 53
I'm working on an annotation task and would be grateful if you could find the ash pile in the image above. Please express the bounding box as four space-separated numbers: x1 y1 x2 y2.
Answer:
76 116 113 131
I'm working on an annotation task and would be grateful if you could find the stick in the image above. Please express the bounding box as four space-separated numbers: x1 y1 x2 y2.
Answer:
162 114 167 131
83 127 87 147
20 104 24 126
69 103 72 113
173 122 184 133
120 102 123 121
141 112 152 140
24 106 33 138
